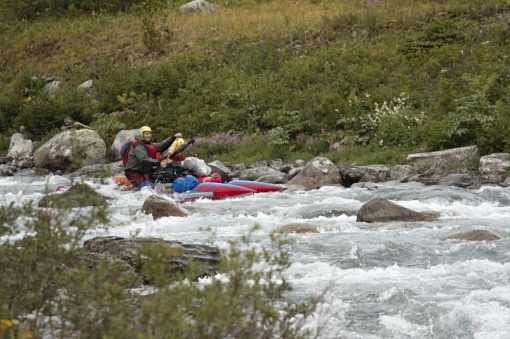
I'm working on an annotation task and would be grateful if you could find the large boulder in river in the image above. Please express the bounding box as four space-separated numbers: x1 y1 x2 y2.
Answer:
287 157 343 189
34 129 106 173
141 195 192 219
83 236 221 283
356 198 437 223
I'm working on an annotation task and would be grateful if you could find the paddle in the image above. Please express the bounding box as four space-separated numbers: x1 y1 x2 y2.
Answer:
152 153 171 189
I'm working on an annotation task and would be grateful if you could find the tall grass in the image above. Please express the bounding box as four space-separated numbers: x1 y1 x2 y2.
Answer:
5 0 499 87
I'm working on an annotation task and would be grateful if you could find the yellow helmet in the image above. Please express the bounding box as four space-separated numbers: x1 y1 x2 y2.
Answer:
139 126 152 136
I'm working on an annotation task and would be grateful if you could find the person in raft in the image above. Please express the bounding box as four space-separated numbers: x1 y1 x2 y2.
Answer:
124 126 186 190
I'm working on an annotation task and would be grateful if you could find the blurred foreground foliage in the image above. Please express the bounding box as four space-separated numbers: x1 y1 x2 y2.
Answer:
0 180 317 338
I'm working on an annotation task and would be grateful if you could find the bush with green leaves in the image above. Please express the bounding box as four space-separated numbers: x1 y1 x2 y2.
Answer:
0 180 317 338
141 2 173 53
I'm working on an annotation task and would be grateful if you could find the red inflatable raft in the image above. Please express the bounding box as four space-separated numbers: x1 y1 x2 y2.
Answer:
111 175 284 201
227 180 286 193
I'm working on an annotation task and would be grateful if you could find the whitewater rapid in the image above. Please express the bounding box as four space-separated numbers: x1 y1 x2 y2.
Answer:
2 174 510 338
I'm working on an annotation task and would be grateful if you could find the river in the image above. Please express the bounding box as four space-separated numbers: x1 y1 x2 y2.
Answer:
1 174 510 339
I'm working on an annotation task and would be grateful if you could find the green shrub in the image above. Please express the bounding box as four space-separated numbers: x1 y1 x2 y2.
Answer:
0 134 10 155
141 3 173 53
0 190 317 338
13 87 91 140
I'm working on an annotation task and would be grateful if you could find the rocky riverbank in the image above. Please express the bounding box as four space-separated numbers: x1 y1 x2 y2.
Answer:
3 129 510 190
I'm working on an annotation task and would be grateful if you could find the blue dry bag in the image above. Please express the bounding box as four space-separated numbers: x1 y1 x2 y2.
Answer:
173 175 199 193
172 178 186 193
185 175 198 191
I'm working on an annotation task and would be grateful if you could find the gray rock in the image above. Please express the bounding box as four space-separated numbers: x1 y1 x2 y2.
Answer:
141 195 192 220
294 159 306 167
83 235 221 283
179 0 215 14
479 153 510 180
42 78 62 94
340 165 390 186
232 163 246 171
34 129 106 173
255 172 288 184
240 167 279 181
407 146 478 173
0 164 14 176
278 164 295 174
77 80 94 90
442 229 506 241
7 133 33 162
390 164 416 181
247 159 283 170
356 198 437 223
108 129 139 162
208 160 232 175
287 167 302 180
438 173 483 189
74 252 144 288
277 223 319 234
287 157 342 189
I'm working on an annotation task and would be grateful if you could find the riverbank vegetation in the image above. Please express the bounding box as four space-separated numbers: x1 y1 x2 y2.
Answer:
1 0 510 165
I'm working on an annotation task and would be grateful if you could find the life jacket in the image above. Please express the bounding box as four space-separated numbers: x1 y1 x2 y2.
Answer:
145 143 158 159
120 139 158 166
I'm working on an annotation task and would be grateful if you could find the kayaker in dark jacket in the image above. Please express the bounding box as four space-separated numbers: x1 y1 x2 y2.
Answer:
124 126 182 190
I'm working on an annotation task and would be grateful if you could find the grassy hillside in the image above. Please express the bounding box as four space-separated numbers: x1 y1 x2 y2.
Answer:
1 0 510 165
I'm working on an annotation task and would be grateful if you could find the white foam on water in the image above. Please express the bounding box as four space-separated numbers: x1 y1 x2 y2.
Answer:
379 314 428 338
4 176 510 338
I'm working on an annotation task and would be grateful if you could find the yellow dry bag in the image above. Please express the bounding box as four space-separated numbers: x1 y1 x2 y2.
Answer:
168 137 185 155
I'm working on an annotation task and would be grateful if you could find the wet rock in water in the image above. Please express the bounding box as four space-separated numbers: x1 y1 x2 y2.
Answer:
441 229 506 241
141 195 192 219
277 223 319 234
357 198 437 223
83 236 221 283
